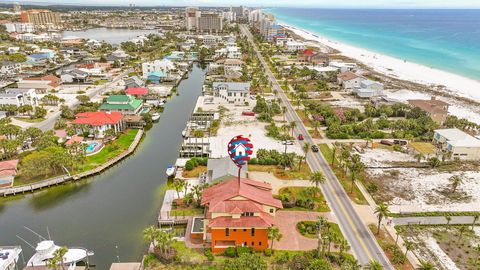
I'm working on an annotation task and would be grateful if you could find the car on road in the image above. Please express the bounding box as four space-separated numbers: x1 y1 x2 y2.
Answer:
282 140 294 145
297 134 304 140
311 145 319 152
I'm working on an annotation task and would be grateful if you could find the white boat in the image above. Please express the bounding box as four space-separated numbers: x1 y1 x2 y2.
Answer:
151 113 161 121
0 246 22 270
181 129 187 137
26 240 93 268
166 166 176 177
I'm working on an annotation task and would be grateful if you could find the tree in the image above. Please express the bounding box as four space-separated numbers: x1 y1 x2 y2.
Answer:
25 127 43 145
366 260 384 270
47 246 68 270
76 95 91 105
458 225 468 243
154 230 174 256
448 175 463 193
472 214 479 230
427 157 441 168
222 253 267 270
300 142 310 170
267 226 283 251
289 121 297 137
32 106 47 119
374 203 390 235
404 240 415 258
331 143 339 166
309 171 325 196
172 179 186 199
341 257 362 270
445 215 452 231
414 153 425 163
338 238 350 257
417 261 437 270
307 258 332 270
143 226 160 248
348 155 364 194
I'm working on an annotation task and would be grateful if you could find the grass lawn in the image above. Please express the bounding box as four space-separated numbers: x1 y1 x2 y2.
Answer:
295 109 312 128
410 142 436 155
81 129 139 171
368 224 414 270
319 144 368 205
182 166 207 178
308 129 322 139
14 117 46 123
170 207 204 217
277 186 330 212
297 221 345 241
249 163 311 180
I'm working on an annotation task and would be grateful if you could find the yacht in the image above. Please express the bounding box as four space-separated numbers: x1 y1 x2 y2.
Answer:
26 240 93 268
0 246 22 270
151 113 161 122
166 166 176 177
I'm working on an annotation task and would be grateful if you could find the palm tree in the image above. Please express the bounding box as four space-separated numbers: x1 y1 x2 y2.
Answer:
267 226 283 251
143 226 160 248
331 143 338 166
366 260 384 270
417 260 437 270
155 230 174 256
289 121 297 137
472 214 479 230
449 175 463 193
342 258 362 270
348 158 364 194
282 106 287 122
338 238 350 257
300 142 311 170
172 179 186 199
414 153 425 163
310 171 325 196
374 203 390 235
445 215 452 231
458 225 468 243
404 240 415 258
47 246 68 270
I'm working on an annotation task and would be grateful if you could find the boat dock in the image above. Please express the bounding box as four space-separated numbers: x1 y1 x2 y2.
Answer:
0 130 144 197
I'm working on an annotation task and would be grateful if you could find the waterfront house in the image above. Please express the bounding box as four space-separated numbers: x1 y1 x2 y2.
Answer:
124 76 145 89
433 128 480 160
337 71 361 90
147 71 166 84
72 111 124 138
141 59 175 79
99 95 143 115
212 82 251 105
0 159 19 188
0 88 38 107
408 97 449 124
125 87 149 97
200 178 282 254
0 61 22 77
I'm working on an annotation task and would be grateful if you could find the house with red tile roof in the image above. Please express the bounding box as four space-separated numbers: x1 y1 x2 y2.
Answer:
297 49 329 66
0 159 19 188
72 111 124 138
125 87 148 96
200 177 282 254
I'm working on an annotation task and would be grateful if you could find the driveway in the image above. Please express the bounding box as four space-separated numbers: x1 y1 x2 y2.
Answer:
273 211 335 250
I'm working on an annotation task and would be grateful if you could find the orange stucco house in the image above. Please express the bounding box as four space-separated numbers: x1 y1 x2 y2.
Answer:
200 177 283 254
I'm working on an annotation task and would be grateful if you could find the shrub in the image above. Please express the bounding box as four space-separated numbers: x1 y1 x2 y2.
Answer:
185 160 194 171
273 252 290 265
264 248 272 256
204 249 214 261
236 246 252 257
224 247 236 258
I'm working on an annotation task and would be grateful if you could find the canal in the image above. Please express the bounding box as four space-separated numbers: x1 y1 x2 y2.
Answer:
0 65 206 269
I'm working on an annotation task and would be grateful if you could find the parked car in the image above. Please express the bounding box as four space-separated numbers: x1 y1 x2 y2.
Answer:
282 140 294 145
297 134 304 140
380 140 394 146
394 139 408 146
311 145 319 152
242 111 255 116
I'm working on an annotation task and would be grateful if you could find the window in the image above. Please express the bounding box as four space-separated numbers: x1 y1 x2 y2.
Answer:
251 242 254 246
244 242 247 246
225 228 230 236
241 212 254 217
259 242 262 246
243 229 247 232
269 209 274 214
251 228 255 236
233 229 237 232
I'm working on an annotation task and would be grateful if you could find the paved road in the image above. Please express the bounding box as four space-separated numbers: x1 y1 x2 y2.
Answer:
393 216 477 226
35 69 131 131
240 25 393 269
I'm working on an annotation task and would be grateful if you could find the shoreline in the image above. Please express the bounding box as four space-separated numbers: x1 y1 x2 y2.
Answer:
279 23 480 104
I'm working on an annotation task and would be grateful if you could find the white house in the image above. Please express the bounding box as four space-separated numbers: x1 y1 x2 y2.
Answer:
212 82 251 105
0 88 38 107
329 61 357 72
433 128 480 160
337 71 361 90
285 40 306 52
141 59 176 79
360 80 384 91
0 61 22 76
61 69 89 83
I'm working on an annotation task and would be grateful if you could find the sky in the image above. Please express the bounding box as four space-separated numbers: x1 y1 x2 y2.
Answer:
8 0 480 8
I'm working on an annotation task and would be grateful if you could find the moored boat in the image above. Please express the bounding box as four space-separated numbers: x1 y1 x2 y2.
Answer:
166 166 176 177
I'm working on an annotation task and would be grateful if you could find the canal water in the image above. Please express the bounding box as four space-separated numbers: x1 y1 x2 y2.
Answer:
62 28 159 45
0 65 206 269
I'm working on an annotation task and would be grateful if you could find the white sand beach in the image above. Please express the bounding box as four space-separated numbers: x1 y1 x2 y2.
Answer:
282 24 480 103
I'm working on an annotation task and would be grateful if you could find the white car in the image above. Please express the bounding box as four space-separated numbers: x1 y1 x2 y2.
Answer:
282 140 294 145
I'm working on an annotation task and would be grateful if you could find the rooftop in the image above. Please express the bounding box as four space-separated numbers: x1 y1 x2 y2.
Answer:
338 71 358 81
125 87 148 96
72 111 123 126
435 128 480 147
212 82 251 92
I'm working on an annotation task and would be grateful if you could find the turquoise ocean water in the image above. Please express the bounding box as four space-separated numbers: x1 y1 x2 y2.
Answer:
269 8 480 81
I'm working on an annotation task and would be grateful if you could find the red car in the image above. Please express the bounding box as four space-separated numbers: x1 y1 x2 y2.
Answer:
297 134 304 140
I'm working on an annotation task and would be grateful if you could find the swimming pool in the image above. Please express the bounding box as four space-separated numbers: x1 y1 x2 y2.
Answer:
86 142 99 153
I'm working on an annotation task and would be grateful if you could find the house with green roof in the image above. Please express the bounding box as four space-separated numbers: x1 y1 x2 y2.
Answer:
99 95 143 115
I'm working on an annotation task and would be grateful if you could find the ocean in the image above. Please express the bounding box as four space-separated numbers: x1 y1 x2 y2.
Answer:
268 8 480 81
